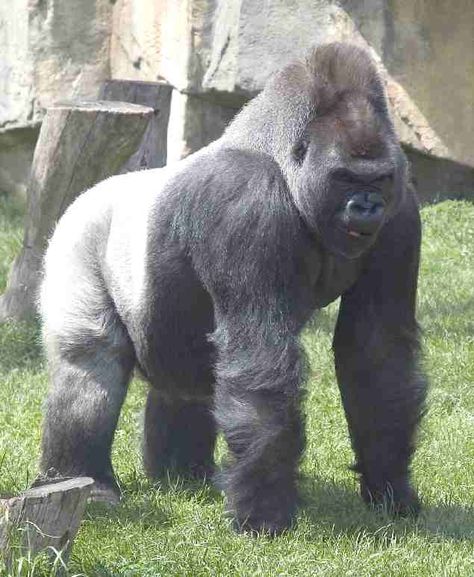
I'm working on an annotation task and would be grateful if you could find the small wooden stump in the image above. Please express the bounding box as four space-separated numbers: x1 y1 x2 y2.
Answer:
0 477 94 572
99 80 172 171
0 100 153 321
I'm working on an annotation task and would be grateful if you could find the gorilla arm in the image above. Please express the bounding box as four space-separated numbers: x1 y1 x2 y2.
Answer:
180 149 318 533
333 189 427 515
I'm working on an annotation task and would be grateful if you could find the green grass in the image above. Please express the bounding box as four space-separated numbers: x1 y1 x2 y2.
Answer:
0 195 473 576
0 194 24 295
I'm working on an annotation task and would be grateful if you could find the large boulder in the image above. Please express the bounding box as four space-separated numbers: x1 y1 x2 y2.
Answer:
110 0 473 199
1 0 472 198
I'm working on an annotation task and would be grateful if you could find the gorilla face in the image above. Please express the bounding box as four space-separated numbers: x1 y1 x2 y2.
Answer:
328 168 395 255
223 44 406 261
289 93 405 259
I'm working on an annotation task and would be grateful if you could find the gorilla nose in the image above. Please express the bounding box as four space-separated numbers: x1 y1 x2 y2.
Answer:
343 192 385 235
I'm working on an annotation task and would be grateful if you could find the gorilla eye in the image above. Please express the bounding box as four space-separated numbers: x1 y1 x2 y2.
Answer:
292 139 309 164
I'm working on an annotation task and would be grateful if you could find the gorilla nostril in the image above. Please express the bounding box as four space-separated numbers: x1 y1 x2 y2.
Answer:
347 193 385 218
367 191 383 204
370 203 384 216
348 200 369 215
342 192 385 235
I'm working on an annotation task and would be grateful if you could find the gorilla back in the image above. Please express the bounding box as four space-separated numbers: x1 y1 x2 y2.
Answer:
39 43 427 533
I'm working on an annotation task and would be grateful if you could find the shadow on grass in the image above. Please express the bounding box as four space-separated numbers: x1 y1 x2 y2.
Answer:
79 476 224 576
75 475 474 577
85 472 221 528
123 469 222 502
300 477 474 543
86 496 171 530
79 564 126 577
86 472 474 546
304 292 472 339
308 295 474 341
0 319 43 373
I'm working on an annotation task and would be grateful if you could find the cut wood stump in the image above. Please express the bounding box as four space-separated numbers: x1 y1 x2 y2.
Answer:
0 477 94 572
0 100 153 322
99 80 172 171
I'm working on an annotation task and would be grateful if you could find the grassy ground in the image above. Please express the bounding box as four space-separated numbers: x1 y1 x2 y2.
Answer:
0 193 473 576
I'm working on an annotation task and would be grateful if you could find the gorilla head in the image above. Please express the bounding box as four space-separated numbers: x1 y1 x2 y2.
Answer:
225 43 406 259
38 42 427 535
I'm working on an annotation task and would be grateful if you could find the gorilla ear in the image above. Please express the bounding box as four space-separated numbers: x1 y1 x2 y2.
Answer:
292 138 309 165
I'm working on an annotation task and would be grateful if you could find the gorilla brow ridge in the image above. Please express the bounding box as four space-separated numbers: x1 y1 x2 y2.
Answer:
303 42 385 116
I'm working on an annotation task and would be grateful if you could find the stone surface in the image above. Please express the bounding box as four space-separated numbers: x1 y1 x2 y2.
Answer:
344 0 474 168
406 149 474 205
110 0 204 91
167 90 238 162
197 0 472 169
202 0 351 98
1 0 112 130
0 0 113 193
0 127 39 198
0 0 31 133
1 0 472 195
109 1 473 180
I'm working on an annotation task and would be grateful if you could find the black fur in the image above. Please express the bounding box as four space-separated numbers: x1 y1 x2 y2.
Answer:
39 43 427 533
143 390 216 479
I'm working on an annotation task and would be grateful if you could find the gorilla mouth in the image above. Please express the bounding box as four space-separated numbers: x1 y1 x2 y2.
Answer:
347 228 373 238
335 191 386 240
328 222 379 260
337 224 374 240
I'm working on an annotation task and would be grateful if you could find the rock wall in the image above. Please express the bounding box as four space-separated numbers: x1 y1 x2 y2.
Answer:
345 0 474 168
0 0 113 195
1 0 472 199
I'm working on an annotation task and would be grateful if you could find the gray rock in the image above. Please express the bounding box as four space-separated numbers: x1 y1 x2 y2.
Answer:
0 0 113 193
1 0 472 197
167 90 238 162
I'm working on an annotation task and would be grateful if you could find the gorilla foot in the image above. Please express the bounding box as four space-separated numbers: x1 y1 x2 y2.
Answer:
361 479 421 518
233 511 294 537
185 462 215 481
89 481 121 505
146 461 215 483
225 480 298 536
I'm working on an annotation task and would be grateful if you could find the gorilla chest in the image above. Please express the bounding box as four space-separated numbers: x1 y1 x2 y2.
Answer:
128 246 361 396
313 254 362 309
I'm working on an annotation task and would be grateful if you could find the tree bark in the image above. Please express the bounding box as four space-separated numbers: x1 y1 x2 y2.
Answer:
0 100 153 321
99 80 172 170
0 477 94 572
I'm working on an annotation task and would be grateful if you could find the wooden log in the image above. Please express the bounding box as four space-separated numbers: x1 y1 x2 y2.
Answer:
0 100 153 322
99 80 172 171
0 477 94 571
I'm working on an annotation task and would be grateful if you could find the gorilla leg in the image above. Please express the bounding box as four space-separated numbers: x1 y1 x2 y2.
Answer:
333 206 427 515
40 312 134 502
143 389 216 479
213 327 305 534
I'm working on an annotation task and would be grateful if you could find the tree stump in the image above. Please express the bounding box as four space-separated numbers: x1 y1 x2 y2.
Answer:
99 80 172 171
0 477 94 572
0 100 153 322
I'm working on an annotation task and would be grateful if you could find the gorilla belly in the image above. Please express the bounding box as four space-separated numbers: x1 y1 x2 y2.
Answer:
130 263 216 400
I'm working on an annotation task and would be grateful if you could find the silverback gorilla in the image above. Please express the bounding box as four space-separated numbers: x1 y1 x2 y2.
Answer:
38 43 427 534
